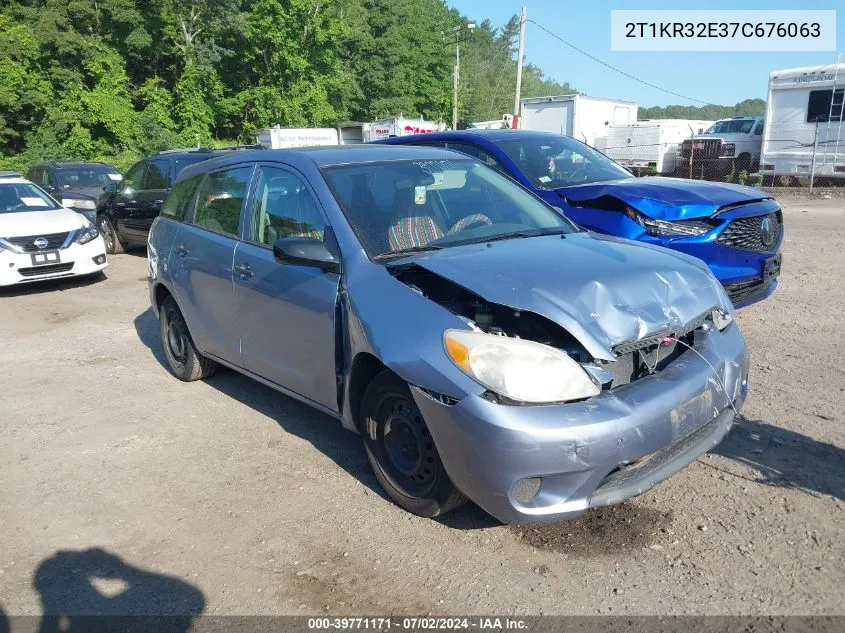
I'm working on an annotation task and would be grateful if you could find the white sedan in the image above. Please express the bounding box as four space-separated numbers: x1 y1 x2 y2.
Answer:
0 174 108 286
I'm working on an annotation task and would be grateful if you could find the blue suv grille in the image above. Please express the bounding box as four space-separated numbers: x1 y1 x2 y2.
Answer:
717 212 782 252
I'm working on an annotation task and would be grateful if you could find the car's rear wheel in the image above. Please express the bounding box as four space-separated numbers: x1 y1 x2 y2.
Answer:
159 296 216 381
360 371 465 517
98 215 124 255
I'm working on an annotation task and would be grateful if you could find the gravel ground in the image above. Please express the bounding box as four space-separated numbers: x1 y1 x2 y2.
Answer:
0 196 842 619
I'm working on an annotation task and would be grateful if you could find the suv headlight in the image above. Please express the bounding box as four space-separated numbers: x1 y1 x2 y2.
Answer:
720 143 736 157
443 329 600 404
63 199 97 210
710 308 734 331
75 225 99 245
625 206 715 237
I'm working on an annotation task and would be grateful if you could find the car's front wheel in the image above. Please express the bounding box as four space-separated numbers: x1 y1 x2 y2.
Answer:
98 215 124 255
159 296 217 381
360 371 465 518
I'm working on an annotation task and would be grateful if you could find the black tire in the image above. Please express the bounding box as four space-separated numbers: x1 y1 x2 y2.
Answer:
360 371 465 518
98 215 124 255
159 296 217 381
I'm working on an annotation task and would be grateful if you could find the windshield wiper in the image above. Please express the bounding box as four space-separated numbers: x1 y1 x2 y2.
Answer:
373 244 444 260
462 228 571 245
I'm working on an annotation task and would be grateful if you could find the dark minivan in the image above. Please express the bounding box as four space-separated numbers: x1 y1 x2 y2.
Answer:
96 148 223 253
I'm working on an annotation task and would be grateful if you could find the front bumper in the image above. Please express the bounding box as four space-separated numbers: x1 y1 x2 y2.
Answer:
411 324 748 524
0 237 108 286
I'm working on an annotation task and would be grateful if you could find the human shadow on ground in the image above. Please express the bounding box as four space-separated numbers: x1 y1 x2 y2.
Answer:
33 548 204 633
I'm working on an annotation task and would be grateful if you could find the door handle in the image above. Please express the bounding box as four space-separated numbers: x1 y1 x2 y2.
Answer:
234 263 253 280
174 244 188 258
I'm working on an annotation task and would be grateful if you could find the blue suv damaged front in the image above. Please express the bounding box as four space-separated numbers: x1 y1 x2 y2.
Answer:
559 178 784 308
378 131 783 308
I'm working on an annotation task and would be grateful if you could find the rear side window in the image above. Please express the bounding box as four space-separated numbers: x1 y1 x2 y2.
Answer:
807 88 844 123
160 175 201 222
142 159 170 189
174 156 210 179
445 141 510 176
192 167 254 236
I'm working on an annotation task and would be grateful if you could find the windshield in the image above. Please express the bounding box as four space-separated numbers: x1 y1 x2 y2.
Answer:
54 165 121 189
322 158 578 259
0 182 61 213
494 135 633 189
703 120 756 135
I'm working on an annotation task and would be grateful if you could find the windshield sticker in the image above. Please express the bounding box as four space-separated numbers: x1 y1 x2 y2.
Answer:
21 197 49 207
107 173 123 181
414 159 459 175
538 176 552 183
414 186 427 205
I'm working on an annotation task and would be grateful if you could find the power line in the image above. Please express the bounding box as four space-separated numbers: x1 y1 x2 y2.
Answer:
525 19 714 106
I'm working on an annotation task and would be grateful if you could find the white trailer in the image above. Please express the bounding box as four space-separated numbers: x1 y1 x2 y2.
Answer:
362 117 445 142
256 127 340 149
518 95 638 146
595 119 714 174
760 62 845 181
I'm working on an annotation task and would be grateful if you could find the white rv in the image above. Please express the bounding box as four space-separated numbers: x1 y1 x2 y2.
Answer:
518 95 638 146
595 119 714 174
760 62 845 181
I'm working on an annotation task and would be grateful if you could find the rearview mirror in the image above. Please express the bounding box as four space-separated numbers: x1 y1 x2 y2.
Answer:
273 237 341 274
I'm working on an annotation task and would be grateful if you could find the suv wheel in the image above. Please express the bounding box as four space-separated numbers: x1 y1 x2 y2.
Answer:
98 215 124 254
360 371 465 518
159 296 217 381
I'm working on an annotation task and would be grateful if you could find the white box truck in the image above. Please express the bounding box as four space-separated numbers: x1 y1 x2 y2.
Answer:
362 117 446 142
760 62 845 182
518 95 638 146
595 119 713 174
256 127 340 149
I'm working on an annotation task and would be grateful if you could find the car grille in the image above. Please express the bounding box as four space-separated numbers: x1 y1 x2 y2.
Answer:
716 212 782 252
17 263 75 277
680 138 721 159
5 232 71 252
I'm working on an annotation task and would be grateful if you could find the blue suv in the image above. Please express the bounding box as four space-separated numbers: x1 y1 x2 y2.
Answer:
378 130 782 307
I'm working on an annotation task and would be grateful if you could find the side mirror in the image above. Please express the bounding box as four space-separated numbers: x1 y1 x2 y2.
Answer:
273 237 341 274
103 182 118 193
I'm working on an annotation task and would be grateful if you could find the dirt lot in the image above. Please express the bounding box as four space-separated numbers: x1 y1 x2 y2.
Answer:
1 196 843 618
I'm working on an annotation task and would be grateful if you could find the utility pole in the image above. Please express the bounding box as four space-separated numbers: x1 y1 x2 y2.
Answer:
513 6 527 128
451 22 476 130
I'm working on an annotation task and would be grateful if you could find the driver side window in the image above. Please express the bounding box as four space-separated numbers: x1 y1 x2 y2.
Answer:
249 166 326 246
120 162 147 193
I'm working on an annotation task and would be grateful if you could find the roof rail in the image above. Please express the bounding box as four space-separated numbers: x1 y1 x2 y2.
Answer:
0 170 22 178
153 147 216 155
216 144 263 152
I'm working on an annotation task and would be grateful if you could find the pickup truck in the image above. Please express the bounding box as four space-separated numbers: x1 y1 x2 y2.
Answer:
678 116 764 178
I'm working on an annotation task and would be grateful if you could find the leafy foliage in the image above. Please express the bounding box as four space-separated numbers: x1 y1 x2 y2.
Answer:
0 0 759 172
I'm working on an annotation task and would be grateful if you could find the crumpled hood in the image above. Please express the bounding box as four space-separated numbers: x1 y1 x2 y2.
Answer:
403 232 730 361
0 208 88 238
559 177 771 221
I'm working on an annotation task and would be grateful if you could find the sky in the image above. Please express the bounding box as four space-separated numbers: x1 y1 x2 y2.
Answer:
446 0 843 107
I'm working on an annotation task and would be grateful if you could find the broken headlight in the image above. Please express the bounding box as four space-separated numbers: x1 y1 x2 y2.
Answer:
443 329 600 404
625 206 715 237
710 308 734 331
